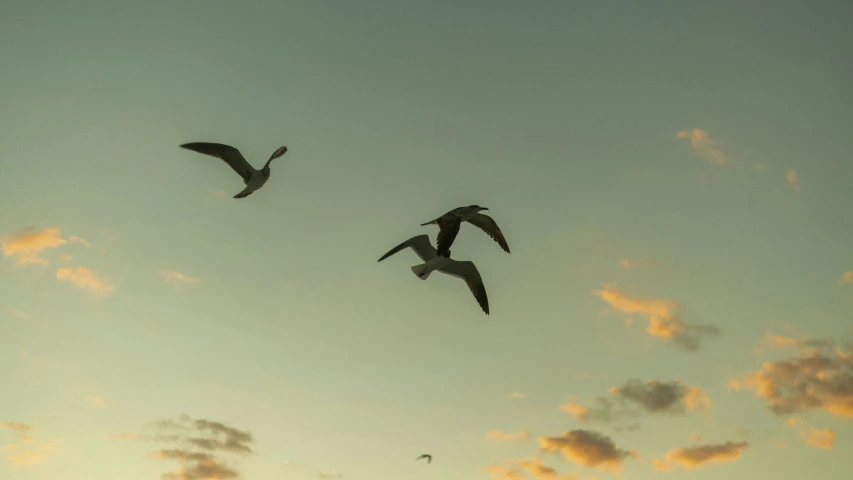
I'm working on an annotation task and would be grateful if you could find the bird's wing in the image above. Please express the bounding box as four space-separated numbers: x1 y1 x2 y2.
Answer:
465 213 510 253
378 235 436 262
437 260 489 314
435 220 461 255
180 142 255 182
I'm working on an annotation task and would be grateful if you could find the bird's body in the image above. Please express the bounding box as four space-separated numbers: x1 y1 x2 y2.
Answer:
416 454 432 464
420 205 511 256
378 234 489 314
180 142 288 198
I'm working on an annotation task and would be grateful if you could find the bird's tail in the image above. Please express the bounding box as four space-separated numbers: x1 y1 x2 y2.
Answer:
410 263 432 280
233 189 251 199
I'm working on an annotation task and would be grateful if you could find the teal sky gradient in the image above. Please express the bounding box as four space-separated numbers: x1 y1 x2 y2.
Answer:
2 1 852 479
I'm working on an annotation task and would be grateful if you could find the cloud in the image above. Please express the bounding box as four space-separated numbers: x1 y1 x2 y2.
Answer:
485 430 530 442
485 458 576 480
539 430 635 472
593 284 720 351
677 128 727 166
619 258 656 271
319 472 342 479
69 236 92 247
1 422 61 467
0 423 34 434
562 379 711 427
484 464 526 480
11 309 28 319
1 227 67 266
86 395 105 407
728 335 853 417
786 169 802 192
56 266 115 296
144 416 254 480
507 392 530 399
516 457 577 480
840 271 853 285
161 270 202 288
800 427 836 450
660 441 748 470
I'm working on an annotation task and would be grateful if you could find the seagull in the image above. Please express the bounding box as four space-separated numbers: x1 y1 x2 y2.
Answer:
420 205 510 257
415 454 432 464
378 234 489 314
180 142 288 199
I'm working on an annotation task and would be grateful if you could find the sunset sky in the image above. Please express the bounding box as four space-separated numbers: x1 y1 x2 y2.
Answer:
2 1 852 479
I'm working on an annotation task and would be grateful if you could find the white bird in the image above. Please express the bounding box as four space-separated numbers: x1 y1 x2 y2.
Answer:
377 234 489 314
420 205 510 257
180 142 288 199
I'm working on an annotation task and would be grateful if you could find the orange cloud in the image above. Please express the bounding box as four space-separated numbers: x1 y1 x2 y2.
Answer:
786 169 802 191
677 128 727 165
539 430 635 472
69 236 92 247
1 227 67 266
563 379 711 427
840 271 853 285
1 423 61 467
593 284 719 351
516 457 577 480
56 266 115 296
729 336 853 418
485 430 530 442
161 270 201 288
801 428 836 450
662 441 748 470
484 464 526 480
86 395 105 407
507 392 530 399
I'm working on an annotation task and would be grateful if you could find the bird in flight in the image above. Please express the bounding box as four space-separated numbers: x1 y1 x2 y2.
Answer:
180 142 288 199
415 454 432 464
378 234 489 314
420 205 510 257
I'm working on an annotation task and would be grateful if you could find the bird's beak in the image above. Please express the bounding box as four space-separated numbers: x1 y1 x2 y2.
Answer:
480 207 489 211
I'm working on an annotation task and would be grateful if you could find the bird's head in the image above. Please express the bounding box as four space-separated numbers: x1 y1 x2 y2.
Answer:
270 146 288 161
467 204 488 212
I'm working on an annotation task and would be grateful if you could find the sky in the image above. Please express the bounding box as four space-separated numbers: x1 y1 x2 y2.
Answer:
1 0 852 479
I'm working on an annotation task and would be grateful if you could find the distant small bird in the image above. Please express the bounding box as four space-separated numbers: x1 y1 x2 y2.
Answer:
378 234 489 314
420 205 510 257
180 142 288 198
416 454 432 464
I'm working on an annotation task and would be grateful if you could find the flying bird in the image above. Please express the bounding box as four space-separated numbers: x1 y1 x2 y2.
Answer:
378 234 489 314
420 205 510 257
180 142 288 198
416 454 432 464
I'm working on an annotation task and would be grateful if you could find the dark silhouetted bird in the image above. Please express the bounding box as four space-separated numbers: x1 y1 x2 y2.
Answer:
420 205 510 257
180 142 288 198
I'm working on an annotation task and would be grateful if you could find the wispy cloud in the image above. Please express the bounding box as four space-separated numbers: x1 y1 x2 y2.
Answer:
677 128 727 166
484 430 530 442
619 257 657 271
319 471 342 479
86 395 105 407
729 334 853 418
1 227 67 266
161 270 202 288
145 416 254 480
485 458 576 480
539 430 636 472
1 422 62 467
56 266 115 296
11 309 28 319
69 236 92 247
657 441 748 470
593 284 720 351
561 379 710 426
839 271 853 286
800 427 836 450
507 392 530 399
786 169 802 191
